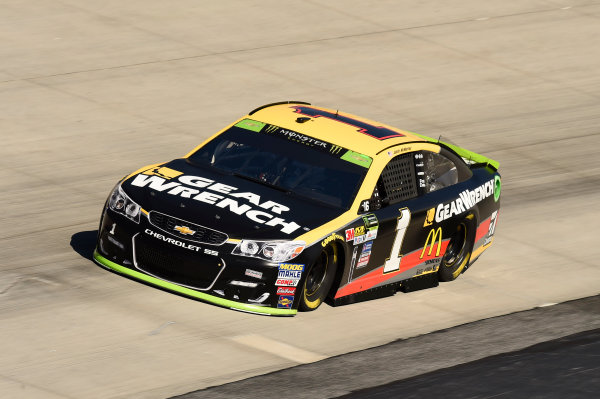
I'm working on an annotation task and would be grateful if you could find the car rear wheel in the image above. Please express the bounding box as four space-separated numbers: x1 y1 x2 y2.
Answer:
299 244 339 311
438 214 475 282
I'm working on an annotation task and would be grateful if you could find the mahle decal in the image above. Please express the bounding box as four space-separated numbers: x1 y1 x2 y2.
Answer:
276 263 304 287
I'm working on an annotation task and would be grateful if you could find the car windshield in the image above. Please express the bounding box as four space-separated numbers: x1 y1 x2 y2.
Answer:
188 121 371 209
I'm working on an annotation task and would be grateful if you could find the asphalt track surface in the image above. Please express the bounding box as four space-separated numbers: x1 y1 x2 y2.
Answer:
1 1 600 398
339 329 600 399
175 295 600 398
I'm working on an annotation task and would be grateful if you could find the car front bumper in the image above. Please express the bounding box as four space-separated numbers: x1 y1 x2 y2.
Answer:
94 208 300 316
93 250 296 316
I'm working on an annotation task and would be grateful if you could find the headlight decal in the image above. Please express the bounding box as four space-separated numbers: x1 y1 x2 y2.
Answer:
108 185 142 223
232 240 305 263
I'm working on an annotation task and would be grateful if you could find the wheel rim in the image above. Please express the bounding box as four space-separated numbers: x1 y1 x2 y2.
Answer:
443 223 467 267
306 249 328 296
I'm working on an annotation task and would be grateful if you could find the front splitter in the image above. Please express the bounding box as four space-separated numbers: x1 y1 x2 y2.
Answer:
93 250 296 316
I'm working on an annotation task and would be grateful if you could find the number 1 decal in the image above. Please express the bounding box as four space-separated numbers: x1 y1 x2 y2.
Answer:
383 208 411 273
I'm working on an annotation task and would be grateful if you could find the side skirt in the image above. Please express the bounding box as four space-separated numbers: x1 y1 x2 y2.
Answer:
330 272 439 306
399 272 439 293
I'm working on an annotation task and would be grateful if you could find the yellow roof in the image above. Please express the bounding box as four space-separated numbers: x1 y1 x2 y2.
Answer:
248 103 426 158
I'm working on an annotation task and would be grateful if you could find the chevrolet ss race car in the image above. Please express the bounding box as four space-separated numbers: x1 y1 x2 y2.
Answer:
93 101 501 316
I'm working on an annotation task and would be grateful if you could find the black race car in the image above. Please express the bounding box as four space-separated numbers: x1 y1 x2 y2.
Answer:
94 101 501 316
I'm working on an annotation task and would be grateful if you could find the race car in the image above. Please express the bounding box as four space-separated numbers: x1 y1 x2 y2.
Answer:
93 101 501 316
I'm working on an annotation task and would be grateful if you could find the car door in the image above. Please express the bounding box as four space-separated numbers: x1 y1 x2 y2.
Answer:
345 146 470 287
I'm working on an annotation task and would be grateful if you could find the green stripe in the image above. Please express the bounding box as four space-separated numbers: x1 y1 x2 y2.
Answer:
409 132 500 170
341 150 373 168
93 250 296 316
235 119 266 132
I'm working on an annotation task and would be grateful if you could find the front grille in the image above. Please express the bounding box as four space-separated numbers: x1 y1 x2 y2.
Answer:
133 235 224 290
148 211 228 245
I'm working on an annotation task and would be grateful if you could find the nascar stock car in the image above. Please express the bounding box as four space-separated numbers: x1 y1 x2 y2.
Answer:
94 101 501 316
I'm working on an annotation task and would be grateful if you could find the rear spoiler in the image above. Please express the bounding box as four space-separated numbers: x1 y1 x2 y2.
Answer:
409 132 500 171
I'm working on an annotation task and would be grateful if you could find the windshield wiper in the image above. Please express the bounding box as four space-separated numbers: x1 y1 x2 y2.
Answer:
232 172 291 194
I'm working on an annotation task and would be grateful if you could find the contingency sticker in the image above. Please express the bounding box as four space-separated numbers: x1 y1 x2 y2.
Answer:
245 269 263 279
356 242 372 268
235 119 266 132
341 150 372 168
347 215 379 245
277 295 294 309
275 263 304 287
277 286 296 295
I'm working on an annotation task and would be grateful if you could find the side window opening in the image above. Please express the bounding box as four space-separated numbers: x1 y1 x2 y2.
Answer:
376 153 418 205
367 147 470 210
416 151 459 194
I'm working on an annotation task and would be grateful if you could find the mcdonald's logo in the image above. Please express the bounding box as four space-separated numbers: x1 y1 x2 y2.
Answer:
420 227 442 259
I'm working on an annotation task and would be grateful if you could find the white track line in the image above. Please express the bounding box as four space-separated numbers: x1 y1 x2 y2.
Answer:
230 334 326 364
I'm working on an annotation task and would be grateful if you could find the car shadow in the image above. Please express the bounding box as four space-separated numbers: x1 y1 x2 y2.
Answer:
68 229 246 314
69 229 314 315
70 230 98 260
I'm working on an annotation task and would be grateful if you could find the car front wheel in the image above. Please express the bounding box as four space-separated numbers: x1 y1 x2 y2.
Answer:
299 244 339 311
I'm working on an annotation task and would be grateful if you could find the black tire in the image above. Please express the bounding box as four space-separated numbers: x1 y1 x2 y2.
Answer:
438 214 475 282
299 244 339 311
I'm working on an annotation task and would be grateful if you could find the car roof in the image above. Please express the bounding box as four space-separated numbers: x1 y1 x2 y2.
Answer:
247 102 427 158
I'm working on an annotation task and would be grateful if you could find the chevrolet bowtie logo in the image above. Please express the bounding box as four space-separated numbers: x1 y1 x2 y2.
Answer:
174 225 195 235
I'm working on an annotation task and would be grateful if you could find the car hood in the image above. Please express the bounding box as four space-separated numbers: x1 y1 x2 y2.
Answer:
121 158 344 240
